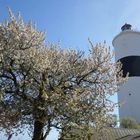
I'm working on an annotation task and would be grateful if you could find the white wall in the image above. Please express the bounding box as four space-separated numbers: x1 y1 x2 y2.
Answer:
113 30 140 122
118 77 140 122
113 31 140 60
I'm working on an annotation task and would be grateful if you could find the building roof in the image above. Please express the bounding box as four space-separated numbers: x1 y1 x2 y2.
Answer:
64 127 140 140
116 133 140 140
99 128 140 140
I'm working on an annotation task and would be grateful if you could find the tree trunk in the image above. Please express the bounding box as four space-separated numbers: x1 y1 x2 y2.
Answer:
32 120 44 140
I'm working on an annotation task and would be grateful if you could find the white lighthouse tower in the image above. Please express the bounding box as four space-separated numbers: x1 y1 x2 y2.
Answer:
113 23 140 122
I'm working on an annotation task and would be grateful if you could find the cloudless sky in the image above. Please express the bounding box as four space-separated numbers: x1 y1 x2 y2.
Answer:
0 0 140 139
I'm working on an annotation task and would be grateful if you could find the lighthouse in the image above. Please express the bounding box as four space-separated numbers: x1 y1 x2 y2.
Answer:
112 23 140 122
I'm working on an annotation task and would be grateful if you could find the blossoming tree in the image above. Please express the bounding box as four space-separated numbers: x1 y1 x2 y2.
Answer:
0 9 127 140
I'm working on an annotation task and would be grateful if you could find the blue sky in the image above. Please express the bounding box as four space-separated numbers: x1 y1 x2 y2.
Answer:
1 0 139 51
0 0 140 139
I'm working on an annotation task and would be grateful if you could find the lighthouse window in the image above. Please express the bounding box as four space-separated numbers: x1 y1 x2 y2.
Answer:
118 56 140 77
129 93 131 96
